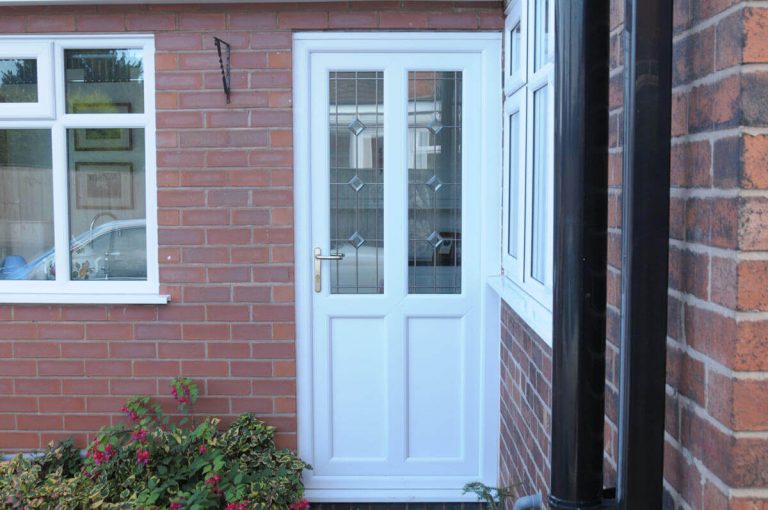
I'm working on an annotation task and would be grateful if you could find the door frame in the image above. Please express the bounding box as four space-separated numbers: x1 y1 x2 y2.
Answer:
293 32 502 502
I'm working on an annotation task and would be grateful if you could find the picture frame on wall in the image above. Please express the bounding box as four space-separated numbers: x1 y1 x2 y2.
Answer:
75 162 134 210
73 127 133 151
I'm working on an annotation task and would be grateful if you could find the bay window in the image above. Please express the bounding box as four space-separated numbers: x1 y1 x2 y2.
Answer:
0 36 162 303
501 0 555 323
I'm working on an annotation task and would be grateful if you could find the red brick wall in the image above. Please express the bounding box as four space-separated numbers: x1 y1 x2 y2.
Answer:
0 1 503 453
604 0 768 508
499 303 552 503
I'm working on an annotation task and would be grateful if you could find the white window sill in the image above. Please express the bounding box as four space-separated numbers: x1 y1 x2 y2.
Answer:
487 275 552 346
0 293 170 305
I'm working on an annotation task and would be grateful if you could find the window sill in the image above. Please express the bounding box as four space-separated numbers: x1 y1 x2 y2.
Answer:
0 293 170 305
487 275 552 346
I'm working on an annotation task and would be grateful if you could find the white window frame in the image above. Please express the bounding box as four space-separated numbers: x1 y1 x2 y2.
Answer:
0 35 166 304
0 42 55 118
498 0 555 341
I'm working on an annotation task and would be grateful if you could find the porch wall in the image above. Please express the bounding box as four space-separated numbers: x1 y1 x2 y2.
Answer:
499 0 768 508
0 2 504 453
609 0 768 507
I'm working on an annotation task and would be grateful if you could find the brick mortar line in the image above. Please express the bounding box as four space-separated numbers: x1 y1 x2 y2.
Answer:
669 389 768 439
504 353 552 450
671 126 743 143
667 288 737 318
681 62 768 95
667 336 768 381
662 479 696 510
672 2 749 42
664 431 738 500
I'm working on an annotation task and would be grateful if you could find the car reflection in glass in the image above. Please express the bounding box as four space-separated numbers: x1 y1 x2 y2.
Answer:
0 219 147 281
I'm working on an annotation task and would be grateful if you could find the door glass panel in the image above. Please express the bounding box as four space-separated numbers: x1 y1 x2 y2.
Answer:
408 71 462 294
531 85 549 284
507 111 520 259
0 59 38 103
329 71 384 294
0 129 53 280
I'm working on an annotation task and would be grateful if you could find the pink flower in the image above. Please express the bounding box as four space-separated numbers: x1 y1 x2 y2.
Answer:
136 448 150 465
121 405 139 421
131 429 149 443
225 502 249 510
170 502 182 510
198 444 208 454
289 499 310 510
171 385 191 404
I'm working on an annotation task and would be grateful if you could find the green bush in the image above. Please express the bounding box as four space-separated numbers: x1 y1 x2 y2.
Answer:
0 378 311 510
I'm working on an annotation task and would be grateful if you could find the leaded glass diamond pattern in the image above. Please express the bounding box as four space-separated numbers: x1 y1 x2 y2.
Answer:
426 231 444 249
426 175 444 192
348 232 365 249
348 118 366 136
348 175 365 192
427 117 443 135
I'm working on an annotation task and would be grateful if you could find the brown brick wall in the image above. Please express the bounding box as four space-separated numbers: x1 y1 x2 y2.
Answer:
606 0 768 508
0 1 504 453
499 302 552 503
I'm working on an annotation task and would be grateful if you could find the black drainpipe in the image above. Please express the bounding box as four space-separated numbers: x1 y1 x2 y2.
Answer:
549 0 610 508
616 0 673 508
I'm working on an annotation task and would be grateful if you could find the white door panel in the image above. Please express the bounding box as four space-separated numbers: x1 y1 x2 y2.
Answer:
294 33 501 502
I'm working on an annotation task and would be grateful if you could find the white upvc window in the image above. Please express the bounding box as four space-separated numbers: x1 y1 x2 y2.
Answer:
0 35 165 304
502 0 555 313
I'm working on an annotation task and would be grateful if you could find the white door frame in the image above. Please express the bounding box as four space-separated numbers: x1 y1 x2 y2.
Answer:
293 32 502 502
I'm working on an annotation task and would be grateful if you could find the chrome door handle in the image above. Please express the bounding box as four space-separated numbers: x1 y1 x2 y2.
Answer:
314 247 345 292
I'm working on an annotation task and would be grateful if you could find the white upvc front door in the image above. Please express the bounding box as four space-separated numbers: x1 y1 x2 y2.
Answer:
294 33 502 502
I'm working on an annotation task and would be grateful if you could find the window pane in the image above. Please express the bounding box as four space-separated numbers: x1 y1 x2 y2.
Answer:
65 49 144 114
0 59 37 103
507 111 521 259
534 0 550 71
329 71 384 294
408 71 462 294
510 23 522 77
0 129 54 280
531 86 549 284
67 128 146 281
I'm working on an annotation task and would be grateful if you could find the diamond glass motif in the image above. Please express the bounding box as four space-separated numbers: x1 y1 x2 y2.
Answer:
426 175 444 192
348 118 366 136
348 175 365 192
348 232 365 249
427 117 443 135
426 231 444 249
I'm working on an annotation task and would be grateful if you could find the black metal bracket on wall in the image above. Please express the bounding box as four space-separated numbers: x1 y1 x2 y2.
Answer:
213 37 232 104
549 0 610 508
615 0 674 508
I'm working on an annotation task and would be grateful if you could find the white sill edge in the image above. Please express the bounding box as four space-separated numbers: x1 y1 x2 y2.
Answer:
0 293 170 305
486 275 553 346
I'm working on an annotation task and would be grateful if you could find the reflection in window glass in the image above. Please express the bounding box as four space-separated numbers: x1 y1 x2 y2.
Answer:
510 23 522 78
408 71 462 294
534 0 549 71
0 129 54 280
0 59 38 103
329 71 384 294
65 49 144 114
67 128 146 281
507 112 520 259
531 86 549 284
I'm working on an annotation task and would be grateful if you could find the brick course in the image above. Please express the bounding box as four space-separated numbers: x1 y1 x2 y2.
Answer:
0 1 503 453
606 0 768 507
